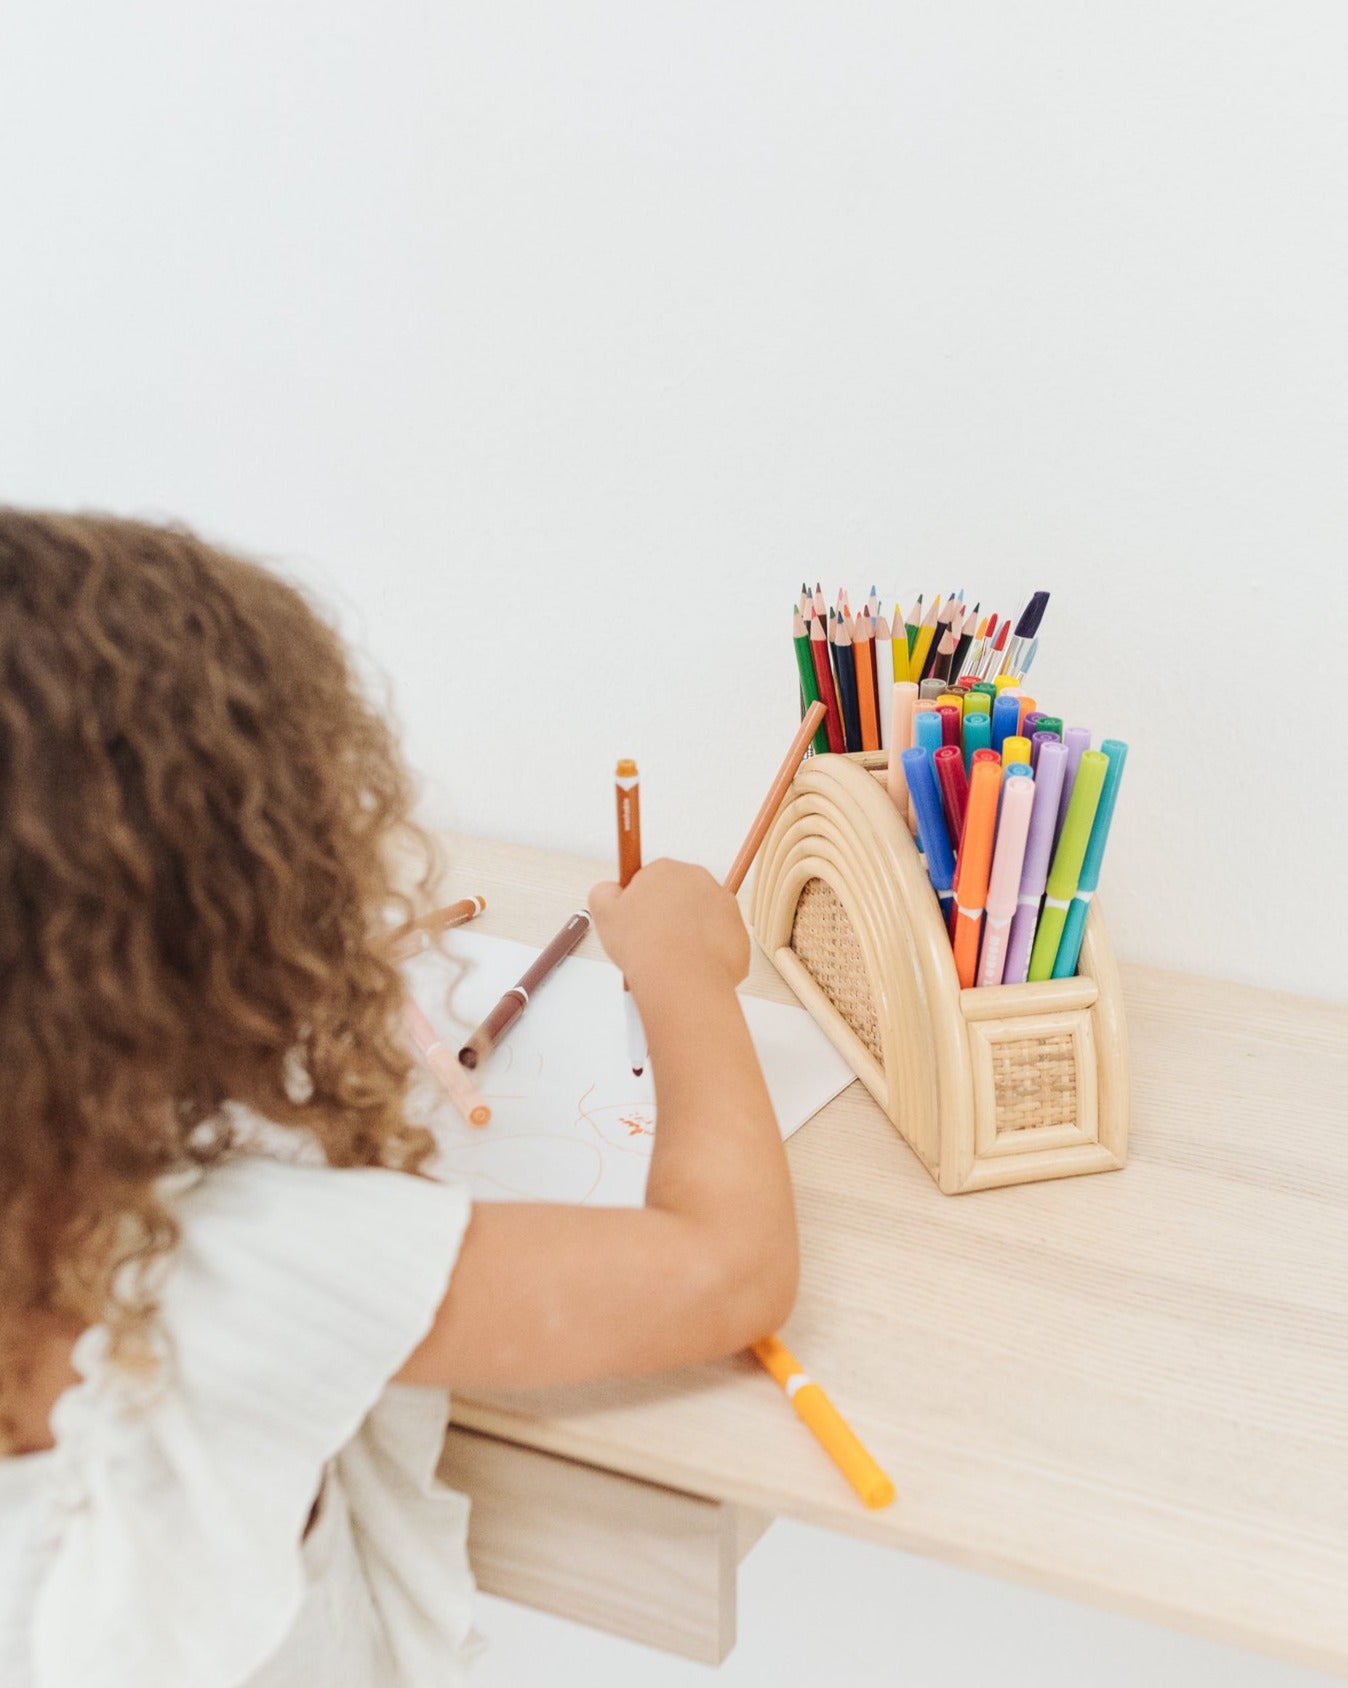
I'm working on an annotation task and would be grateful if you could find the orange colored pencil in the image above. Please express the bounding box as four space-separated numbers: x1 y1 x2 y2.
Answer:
724 702 827 894
854 612 880 751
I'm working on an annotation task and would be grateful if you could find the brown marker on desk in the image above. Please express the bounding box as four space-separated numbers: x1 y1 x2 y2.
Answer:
456 911 591 1070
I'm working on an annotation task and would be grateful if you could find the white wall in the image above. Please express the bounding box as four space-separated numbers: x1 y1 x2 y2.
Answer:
4 1 1346 1002
2 6 1345 1683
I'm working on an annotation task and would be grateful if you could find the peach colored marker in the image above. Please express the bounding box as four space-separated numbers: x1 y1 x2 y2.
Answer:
402 999 491 1126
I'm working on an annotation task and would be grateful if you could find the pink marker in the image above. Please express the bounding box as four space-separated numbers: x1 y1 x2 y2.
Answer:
978 774 1036 986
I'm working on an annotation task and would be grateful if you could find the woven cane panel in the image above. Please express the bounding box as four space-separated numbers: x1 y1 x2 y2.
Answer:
789 878 883 1063
992 1032 1078 1133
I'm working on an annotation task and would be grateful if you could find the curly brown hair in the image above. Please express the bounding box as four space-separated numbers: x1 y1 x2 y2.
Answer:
0 510 438 1451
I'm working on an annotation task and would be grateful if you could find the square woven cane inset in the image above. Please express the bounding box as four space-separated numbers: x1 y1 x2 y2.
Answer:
991 1032 1078 1132
789 877 883 1062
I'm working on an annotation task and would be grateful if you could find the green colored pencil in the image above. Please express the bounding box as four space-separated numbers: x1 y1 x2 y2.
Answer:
793 608 830 754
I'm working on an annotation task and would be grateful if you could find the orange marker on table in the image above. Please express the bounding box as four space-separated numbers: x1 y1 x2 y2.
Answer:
752 1337 896 1509
615 759 647 1076
402 999 492 1127
385 895 486 962
951 758 1001 988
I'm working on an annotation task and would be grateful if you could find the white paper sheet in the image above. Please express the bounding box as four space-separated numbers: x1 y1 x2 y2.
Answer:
403 929 854 1207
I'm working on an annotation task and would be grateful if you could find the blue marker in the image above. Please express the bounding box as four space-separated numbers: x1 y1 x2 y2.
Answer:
914 709 944 755
900 746 956 924
1052 739 1129 977
991 691 1021 757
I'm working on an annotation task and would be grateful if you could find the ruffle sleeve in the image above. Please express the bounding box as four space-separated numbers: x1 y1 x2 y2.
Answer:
32 1156 471 1688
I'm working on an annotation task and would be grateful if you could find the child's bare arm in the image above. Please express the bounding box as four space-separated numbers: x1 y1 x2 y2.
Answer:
395 861 798 1392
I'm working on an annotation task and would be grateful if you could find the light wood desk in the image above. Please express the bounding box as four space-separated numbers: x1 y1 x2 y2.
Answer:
434 833 1348 1675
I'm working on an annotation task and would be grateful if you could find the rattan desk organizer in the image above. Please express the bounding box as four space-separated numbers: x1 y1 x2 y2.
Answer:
749 749 1129 1193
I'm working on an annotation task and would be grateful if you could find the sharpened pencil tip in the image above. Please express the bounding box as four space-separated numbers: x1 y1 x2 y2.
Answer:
632 1066 644 1077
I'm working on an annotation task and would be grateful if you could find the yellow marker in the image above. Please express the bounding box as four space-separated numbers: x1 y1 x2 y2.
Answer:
993 673 1020 694
752 1337 896 1510
961 690 990 717
1002 734 1031 768
936 692 963 712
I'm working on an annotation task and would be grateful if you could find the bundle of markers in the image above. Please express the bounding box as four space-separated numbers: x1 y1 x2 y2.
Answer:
789 583 1126 987
791 584 1049 756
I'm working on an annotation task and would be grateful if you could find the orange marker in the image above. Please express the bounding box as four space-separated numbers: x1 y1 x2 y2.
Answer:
854 614 880 751
615 759 647 1076
752 1336 896 1509
385 895 486 962
951 758 1001 988
402 999 492 1126
1016 694 1038 733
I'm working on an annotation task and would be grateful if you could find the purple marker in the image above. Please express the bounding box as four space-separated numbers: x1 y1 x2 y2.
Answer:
1053 726 1092 850
1002 740 1069 986
1030 728 1060 773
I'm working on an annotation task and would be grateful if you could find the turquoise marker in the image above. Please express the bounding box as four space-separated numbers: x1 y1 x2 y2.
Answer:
963 710 991 772
1052 739 1129 977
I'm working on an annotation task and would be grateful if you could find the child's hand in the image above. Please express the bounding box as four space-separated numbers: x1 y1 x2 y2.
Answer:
587 859 750 996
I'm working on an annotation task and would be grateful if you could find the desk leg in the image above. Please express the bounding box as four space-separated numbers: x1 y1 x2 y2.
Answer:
439 1427 770 1663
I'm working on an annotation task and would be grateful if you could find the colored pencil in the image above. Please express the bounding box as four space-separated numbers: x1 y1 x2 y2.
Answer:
874 615 895 752
723 702 828 895
908 596 940 684
808 614 846 753
921 597 959 681
949 600 980 681
832 614 862 752
854 611 880 751
793 609 830 754
902 594 923 668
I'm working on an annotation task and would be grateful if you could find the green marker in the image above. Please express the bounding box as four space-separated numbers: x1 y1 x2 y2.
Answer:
1027 750 1108 980
1032 715 1063 738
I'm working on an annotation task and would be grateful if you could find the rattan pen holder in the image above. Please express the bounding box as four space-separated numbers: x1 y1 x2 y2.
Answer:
749 750 1129 1194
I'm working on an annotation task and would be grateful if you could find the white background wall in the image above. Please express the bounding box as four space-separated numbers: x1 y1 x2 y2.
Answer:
3 4 1345 1682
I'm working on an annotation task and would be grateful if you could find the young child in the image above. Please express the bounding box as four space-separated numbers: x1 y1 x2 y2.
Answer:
0 510 798 1686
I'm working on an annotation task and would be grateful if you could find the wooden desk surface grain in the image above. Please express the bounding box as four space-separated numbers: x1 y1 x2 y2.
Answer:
435 832 1348 1675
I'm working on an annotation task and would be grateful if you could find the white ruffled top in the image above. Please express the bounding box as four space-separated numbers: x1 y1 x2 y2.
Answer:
0 1153 478 1687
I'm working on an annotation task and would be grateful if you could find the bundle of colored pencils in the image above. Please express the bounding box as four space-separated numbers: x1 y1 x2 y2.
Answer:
791 585 1050 756
888 686 1128 987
